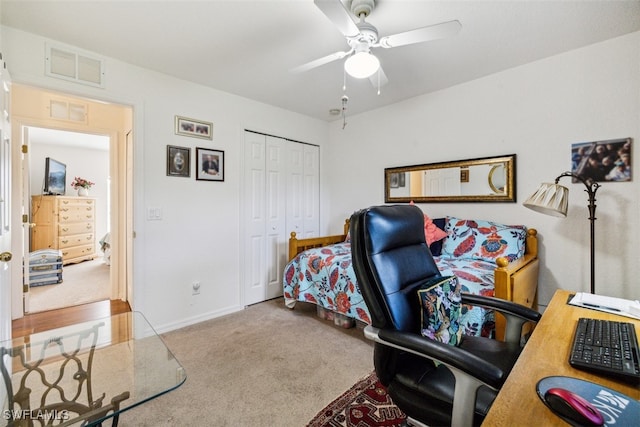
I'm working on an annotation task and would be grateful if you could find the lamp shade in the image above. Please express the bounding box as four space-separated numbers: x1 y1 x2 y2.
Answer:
344 51 380 78
523 182 569 217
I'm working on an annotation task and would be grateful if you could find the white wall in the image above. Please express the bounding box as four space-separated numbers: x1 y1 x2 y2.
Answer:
29 141 110 252
2 26 329 332
3 24 638 331
326 32 640 307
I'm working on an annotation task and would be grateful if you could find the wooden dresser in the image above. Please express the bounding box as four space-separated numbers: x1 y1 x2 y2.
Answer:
31 195 97 265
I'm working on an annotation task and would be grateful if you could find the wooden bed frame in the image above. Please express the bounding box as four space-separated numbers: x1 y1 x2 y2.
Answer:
288 219 539 341
288 219 351 261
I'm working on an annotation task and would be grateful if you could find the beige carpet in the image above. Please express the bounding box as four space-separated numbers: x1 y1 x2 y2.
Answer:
121 299 375 426
28 258 110 313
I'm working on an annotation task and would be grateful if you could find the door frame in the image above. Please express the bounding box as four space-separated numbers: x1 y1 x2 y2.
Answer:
10 90 134 319
0 63 12 343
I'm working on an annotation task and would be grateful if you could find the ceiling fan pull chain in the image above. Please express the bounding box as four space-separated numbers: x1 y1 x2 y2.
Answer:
377 68 381 95
343 67 347 91
341 94 348 129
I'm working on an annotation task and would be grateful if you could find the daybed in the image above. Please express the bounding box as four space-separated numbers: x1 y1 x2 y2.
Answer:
283 214 539 341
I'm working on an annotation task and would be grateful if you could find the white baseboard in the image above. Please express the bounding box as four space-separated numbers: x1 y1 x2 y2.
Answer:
153 304 244 335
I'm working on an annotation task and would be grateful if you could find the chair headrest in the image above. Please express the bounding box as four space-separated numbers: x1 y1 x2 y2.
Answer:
351 205 442 332
365 205 427 253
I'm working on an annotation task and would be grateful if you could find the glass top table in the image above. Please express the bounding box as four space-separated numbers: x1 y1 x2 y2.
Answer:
1 312 185 426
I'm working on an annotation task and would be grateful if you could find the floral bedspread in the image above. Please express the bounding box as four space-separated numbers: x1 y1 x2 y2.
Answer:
283 243 371 324
283 243 497 337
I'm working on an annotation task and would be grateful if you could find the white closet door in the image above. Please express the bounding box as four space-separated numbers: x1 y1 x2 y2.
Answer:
265 136 286 300
244 131 267 305
244 131 319 305
285 141 304 238
302 144 319 238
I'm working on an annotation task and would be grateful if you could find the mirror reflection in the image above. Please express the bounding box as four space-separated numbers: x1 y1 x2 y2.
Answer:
385 154 516 203
488 164 506 194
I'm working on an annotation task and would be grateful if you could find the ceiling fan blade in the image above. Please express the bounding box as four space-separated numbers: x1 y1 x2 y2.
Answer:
369 66 389 90
289 51 349 74
378 20 462 48
314 0 360 38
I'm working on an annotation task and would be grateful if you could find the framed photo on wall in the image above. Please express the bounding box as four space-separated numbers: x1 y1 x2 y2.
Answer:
571 137 632 182
196 147 224 182
167 145 190 177
175 115 213 140
460 168 470 183
389 172 399 188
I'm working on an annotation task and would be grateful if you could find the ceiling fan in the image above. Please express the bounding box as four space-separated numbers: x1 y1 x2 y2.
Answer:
291 0 462 89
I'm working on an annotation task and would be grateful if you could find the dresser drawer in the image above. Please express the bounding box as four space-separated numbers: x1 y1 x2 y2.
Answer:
58 197 95 208
31 196 98 261
59 222 94 235
58 205 95 223
58 233 94 249
61 244 95 260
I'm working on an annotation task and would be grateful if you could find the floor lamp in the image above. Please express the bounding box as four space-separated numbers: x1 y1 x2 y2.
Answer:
523 172 601 294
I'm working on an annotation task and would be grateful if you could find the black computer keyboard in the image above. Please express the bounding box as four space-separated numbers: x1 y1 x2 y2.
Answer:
569 317 640 382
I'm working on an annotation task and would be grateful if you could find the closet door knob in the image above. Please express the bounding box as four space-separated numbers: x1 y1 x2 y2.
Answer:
0 252 12 262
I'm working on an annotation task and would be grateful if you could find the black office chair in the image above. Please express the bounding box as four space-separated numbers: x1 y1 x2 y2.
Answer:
350 205 541 427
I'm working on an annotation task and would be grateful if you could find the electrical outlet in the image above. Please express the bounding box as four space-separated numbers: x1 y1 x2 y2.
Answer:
191 281 201 296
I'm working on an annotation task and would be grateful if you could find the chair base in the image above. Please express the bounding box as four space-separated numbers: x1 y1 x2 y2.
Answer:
405 416 430 427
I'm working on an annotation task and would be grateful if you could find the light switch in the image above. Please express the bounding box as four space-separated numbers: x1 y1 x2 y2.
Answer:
147 207 162 220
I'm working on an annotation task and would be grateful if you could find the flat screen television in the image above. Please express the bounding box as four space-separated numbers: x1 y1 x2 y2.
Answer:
44 157 66 195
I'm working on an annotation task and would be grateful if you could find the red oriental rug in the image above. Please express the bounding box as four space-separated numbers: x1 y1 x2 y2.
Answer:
307 372 406 427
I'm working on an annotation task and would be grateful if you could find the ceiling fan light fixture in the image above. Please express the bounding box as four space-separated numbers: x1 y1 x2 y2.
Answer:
344 51 379 79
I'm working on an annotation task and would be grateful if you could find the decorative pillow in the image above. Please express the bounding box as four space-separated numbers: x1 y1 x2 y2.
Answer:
409 202 448 246
424 214 448 246
418 276 463 346
441 217 526 263
429 218 447 256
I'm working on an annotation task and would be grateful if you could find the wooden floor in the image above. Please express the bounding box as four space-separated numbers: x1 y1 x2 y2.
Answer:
11 299 131 339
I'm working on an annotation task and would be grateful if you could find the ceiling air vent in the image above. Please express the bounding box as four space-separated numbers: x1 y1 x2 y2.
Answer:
45 43 105 88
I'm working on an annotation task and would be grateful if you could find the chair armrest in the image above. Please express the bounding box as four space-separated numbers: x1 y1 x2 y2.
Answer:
364 325 507 427
461 293 541 321
461 293 541 343
365 326 507 389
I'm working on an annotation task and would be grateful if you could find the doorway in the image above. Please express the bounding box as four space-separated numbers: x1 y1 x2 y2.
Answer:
10 84 133 320
26 127 111 312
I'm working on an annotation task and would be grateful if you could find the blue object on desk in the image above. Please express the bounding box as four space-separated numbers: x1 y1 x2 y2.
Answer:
537 376 640 426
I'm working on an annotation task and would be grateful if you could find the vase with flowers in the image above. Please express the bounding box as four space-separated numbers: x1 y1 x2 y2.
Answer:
71 177 95 196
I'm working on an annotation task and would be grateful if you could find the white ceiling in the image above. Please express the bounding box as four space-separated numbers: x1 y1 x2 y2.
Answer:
28 127 110 151
2 1 640 121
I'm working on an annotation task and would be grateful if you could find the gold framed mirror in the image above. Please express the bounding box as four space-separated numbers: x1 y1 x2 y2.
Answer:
385 154 516 203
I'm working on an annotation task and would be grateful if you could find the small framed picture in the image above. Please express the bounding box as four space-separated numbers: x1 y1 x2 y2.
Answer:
571 137 632 182
167 145 190 177
460 168 469 183
196 148 224 182
175 115 213 140
389 172 399 188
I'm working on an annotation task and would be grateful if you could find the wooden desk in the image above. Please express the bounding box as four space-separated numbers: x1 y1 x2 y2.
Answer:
482 289 640 426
